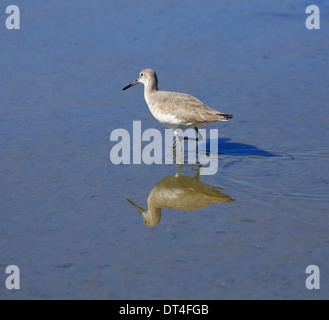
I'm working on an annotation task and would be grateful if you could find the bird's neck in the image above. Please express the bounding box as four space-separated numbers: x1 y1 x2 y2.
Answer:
144 79 158 95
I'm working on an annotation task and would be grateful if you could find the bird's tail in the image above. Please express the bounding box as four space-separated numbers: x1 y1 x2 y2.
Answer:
221 113 234 120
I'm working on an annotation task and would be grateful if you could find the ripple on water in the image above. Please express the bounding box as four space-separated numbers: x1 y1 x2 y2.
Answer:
218 148 329 202
163 142 329 202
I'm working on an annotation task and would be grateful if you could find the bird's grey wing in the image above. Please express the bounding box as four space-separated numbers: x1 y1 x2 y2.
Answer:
149 92 227 124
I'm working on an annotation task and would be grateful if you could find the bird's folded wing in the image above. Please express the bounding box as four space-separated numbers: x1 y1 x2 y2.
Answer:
148 91 227 124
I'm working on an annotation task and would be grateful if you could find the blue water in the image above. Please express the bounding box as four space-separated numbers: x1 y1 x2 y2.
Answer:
0 0 328 299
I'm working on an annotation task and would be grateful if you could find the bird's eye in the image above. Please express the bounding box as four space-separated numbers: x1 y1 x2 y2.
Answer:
140 73 143 77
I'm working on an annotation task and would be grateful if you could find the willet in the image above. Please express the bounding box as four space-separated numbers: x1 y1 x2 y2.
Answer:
127 165 235 227
123 68 233 151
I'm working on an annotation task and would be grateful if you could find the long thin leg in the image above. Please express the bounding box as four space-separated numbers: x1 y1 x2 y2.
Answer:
172 138 177 149
194 164 202 180
175 164 183 177
174 130 184 164
182 127 203 142
194 127 203 142
172 127 203 149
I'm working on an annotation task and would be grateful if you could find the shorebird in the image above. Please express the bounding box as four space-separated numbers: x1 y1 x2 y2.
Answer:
122 68 233 150
127 165 235 227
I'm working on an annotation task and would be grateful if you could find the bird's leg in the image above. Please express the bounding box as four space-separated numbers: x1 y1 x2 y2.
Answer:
173 128 203 148
182 127 203 142
175 164 182 177
173 130 184 164
195 127 203 142
172 138 177 149
194 164 202 180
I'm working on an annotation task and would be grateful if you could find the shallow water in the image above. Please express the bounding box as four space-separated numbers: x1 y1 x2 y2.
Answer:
0 0 328 299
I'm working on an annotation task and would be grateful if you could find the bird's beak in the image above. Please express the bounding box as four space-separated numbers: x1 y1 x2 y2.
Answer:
127 198 146 215
122 79 140 91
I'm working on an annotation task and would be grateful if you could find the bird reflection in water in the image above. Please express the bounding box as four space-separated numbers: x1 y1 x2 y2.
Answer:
127 165 235 227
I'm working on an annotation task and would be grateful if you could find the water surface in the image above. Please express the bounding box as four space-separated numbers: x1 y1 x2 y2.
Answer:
0 0 328 299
